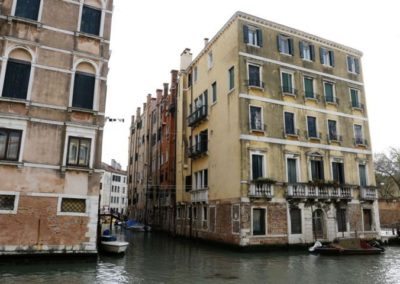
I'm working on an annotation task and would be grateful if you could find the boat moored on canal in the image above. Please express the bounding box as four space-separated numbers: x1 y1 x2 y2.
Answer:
309 238 384 255
100 230 129 254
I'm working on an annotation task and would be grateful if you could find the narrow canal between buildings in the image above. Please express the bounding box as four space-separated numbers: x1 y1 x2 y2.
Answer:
1 228 399 284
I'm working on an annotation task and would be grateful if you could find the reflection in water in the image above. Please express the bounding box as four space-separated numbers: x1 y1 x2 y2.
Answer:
1 228 399 284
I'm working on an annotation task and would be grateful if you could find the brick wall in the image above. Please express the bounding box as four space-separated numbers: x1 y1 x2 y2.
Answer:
379 200 400 227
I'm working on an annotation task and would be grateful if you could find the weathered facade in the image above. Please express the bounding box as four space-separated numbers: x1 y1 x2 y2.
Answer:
0 0 113 255
175 11 380 246
100 160 127 215
127 71 177 230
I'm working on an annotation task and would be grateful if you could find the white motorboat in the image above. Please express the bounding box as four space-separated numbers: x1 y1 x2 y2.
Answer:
101 240 129 254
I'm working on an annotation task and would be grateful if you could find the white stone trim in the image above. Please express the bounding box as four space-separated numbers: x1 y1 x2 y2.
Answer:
63 125 96 168
239 52 363 86
241 134 372 155
23 163 60 170
0 191 20 214
0 117 28 162
30 102 68 111
239 93 368 121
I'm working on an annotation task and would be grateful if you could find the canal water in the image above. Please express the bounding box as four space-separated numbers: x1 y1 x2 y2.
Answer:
1 228 399 284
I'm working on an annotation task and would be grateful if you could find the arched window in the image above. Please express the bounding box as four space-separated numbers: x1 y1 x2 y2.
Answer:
14 0 41 21
2 48 32 100
72 62 96 110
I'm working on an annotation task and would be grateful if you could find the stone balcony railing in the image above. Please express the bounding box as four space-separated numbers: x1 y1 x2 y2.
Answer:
286 183 353 200
360 186 378 200
190 188 208 203
249 183 274 198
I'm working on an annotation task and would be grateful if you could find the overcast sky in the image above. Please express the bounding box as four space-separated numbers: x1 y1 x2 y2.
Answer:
103 0 400 169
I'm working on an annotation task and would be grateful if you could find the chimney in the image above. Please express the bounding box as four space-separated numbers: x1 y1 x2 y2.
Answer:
180 48 192 71
163 83 169 98
204 38 209 46
170 70 178 94
156 89 162 103
136 107 141 118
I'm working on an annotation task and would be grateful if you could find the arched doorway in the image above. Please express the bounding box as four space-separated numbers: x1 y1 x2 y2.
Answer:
312 209 325 239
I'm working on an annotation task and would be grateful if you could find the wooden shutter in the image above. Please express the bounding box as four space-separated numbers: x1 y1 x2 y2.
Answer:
256 29 263 47
277 35 282 52
15 0 41 21
289 38 294 55
329 50 335 67
319 47 325 64
2 59 31 100
299 41 304 58
354 58 360 74
310 45 315 61
243 25 249 43
72 72 95 109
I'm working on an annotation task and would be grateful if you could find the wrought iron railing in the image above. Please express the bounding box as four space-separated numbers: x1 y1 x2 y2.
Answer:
187 105 207 127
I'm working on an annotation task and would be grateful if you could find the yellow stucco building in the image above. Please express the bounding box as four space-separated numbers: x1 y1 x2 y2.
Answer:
175 11 380 246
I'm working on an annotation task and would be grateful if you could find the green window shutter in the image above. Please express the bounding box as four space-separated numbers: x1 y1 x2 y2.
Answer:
256 29 263 47
304 78 313 98
319 47 325 64
299 41 304 58
329 50 335 67
347 56 352 71
277 35 282 52
354 58 360 74
289 38 294 55
243 25 249 44
310 45 315 61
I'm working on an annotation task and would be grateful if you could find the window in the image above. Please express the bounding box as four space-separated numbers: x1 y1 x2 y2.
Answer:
207 52 213 69
310 159 324 181
363 209 372 231
277 35 294 55
350 89 361 108
72 72 95 110
307 116 318 138
304 77 315 98
228 66 235 90
80 5 101 36
290 207 302 234
284 112 296 135
299 41 315 61
251 153 264 180
185 176 192 192
287 158 298 183
354 124 364 145
2 59 31 100
0 194 17 212
281 71 294 94
249 106 263 131
320 47 335 67
203 206 208 221
252 208 266 235
359 164 367 187
323 81 335 103
14 0 41 21
0 128 22 161
248 64 262 88
60 198 86 213
328 120 338 141
67 137 91 167
243 25 263 47
193 66 198 83
332 161 345 184
211 82 217 103
347 56 360 74
337 208 347 232
193 169 208 190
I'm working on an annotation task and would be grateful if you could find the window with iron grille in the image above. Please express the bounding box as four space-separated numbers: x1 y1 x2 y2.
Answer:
290 207 302 234
80 5 101 36
0 128 22 161
15 0 41 21
61 198 86 213
0 195 16 211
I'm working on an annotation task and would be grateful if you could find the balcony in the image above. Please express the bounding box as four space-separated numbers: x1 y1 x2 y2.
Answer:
286 183 353 200
249 183 274 198
284 128 300 138
281 86 298 97
323 96 339 105
360 186 378 200
351 102 364 111
306 131 322 140
188 141 208 159
354 138 368 146
245 79 265 89
250 123 267 133
190 188 208 203
327 134 343 143
304 92 320 101
187 105 207 127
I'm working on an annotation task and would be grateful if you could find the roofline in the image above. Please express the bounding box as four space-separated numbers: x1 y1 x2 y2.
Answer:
187 11 362 70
